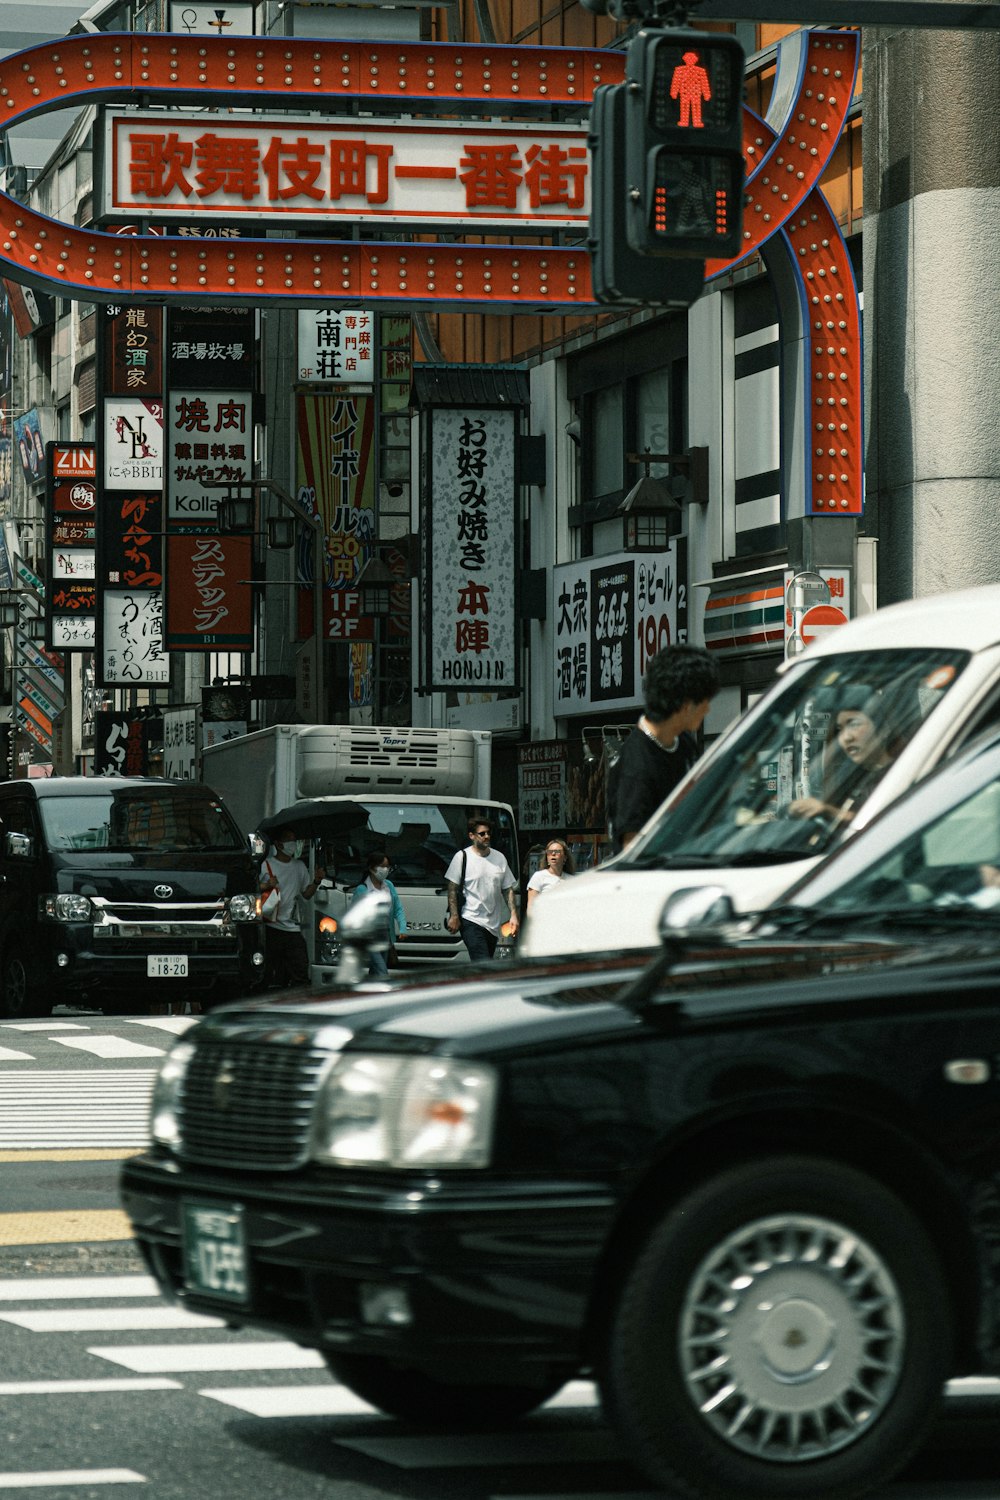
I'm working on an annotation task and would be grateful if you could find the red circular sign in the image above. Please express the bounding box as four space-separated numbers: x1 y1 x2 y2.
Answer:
800 603 848 643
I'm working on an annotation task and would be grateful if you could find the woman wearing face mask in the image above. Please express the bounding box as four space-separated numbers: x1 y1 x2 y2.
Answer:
260 826 326 989
353 850 408 975
525 838 576 913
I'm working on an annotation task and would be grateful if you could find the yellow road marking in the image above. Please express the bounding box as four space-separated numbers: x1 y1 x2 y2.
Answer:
0 1210 135 1246
0 1150 143 1163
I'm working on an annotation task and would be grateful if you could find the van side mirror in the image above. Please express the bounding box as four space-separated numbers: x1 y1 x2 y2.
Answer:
6 831 34 859
659 885 736 939
249 832 268 860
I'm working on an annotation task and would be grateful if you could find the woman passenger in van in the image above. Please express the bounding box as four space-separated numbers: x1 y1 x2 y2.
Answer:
789 687 906 827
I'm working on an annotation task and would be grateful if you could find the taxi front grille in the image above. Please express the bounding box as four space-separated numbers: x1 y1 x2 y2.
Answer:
178 1038 329 1170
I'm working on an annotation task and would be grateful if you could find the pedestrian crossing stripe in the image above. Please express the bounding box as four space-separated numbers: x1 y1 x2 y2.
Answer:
0 1306 224 1333
0 1471 146 1489
0 1071 156 1149
0 1276 159 1301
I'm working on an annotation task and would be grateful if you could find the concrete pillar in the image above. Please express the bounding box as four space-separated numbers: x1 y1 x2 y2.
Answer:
863 23 1000 603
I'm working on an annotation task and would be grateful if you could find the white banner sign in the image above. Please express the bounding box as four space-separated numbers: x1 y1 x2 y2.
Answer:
169 2 255 35
102 590 169 686
428 408 517 693
168 390 253 522
162 706 198 780
104 111 590 232
297 310 374 384
552 545 685 717
104 400 165 489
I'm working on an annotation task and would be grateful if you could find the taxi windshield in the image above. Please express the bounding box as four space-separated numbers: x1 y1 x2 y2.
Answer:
623 649 968 868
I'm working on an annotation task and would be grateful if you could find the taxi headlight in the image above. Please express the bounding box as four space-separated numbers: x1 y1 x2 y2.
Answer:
227 893 258 923
150 1040 195 1150
313 1053 497 1168
41 893 93 922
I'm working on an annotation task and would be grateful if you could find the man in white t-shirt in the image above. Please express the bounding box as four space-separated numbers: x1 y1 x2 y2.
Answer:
445 815 518 961
260 826 325 988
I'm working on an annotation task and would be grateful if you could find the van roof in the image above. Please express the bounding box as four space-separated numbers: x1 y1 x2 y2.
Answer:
5 777 214 798
799 583 1000 660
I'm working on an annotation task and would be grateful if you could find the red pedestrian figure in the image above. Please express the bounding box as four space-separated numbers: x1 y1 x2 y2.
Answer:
670 50 711 128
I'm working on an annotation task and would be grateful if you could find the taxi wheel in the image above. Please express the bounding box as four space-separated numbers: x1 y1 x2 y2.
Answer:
601 1155 951 1500
324 1352 566 1428
0 944 46 1018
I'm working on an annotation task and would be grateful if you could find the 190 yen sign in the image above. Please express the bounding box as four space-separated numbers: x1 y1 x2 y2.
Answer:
636 548 686 678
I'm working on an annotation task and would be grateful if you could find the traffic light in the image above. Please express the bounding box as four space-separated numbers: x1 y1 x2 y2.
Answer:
625 29 745 260
588 82 706 308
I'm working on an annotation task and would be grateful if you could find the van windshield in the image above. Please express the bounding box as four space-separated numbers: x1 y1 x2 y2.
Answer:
38 789 245 853
623 648 968 868
319 802 518 890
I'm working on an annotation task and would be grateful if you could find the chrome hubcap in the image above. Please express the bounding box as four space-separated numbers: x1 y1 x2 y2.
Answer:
679 1212 904 1461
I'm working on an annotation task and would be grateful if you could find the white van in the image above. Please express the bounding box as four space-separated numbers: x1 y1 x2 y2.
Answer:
520 583 1000 958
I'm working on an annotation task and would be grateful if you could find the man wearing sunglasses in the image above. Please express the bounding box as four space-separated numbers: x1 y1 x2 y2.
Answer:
445 816 518 962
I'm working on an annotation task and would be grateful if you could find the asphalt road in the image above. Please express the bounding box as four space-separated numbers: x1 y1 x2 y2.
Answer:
4 1010 1000 1500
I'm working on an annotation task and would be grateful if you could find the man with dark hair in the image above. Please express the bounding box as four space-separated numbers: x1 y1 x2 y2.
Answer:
445 815 518 961
607 644 720 852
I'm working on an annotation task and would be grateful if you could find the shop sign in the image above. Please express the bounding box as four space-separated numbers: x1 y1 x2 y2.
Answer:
166 534 254 649
552 542 686 716
101 589 169 686
167 389 251 523
103 111 590 232
162 705 198 779
426 407 517 694
297 310 374 384
104 399 165 489
517 741 568 831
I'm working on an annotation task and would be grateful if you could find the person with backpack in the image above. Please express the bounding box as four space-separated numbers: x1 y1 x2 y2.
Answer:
444 815 518 961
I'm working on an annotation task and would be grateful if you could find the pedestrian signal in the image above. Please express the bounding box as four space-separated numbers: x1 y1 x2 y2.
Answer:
625 29 745 260
588 82 707 308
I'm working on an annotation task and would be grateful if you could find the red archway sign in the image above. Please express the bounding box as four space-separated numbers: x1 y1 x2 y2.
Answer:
0 30 856 319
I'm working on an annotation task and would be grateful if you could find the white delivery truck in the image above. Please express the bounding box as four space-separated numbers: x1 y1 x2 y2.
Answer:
520 582 1000 960
202 724 518 981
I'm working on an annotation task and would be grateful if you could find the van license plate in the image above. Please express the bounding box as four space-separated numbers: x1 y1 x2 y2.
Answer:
182 1202 248 1304
147 955 188 978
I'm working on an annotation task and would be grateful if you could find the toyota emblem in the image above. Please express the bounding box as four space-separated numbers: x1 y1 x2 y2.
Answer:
153 883 173 899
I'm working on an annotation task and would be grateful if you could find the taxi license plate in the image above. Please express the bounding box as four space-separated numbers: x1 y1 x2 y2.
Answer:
182 1201 248 1304
147 955 188 978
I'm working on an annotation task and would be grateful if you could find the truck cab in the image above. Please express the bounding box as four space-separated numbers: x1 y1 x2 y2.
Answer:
202 724 519 982
307 794 518 979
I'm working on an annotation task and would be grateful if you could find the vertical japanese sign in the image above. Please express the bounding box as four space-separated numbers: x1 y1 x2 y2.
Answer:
99 395 168 686
94 711 155 775
426 407 518 693
165 307 256 654
104 305 163 397
166 534 254 647
297 310 374 384
161 706 198 779
46 442 98 650
295 393 376 644
552 542 685 715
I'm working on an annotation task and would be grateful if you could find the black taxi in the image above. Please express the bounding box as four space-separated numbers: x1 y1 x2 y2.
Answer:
121 729 1000 1500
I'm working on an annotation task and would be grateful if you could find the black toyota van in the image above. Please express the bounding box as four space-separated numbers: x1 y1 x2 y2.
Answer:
0 777 265 1017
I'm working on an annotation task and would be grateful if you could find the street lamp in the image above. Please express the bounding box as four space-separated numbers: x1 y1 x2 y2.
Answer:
355 555 397 618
